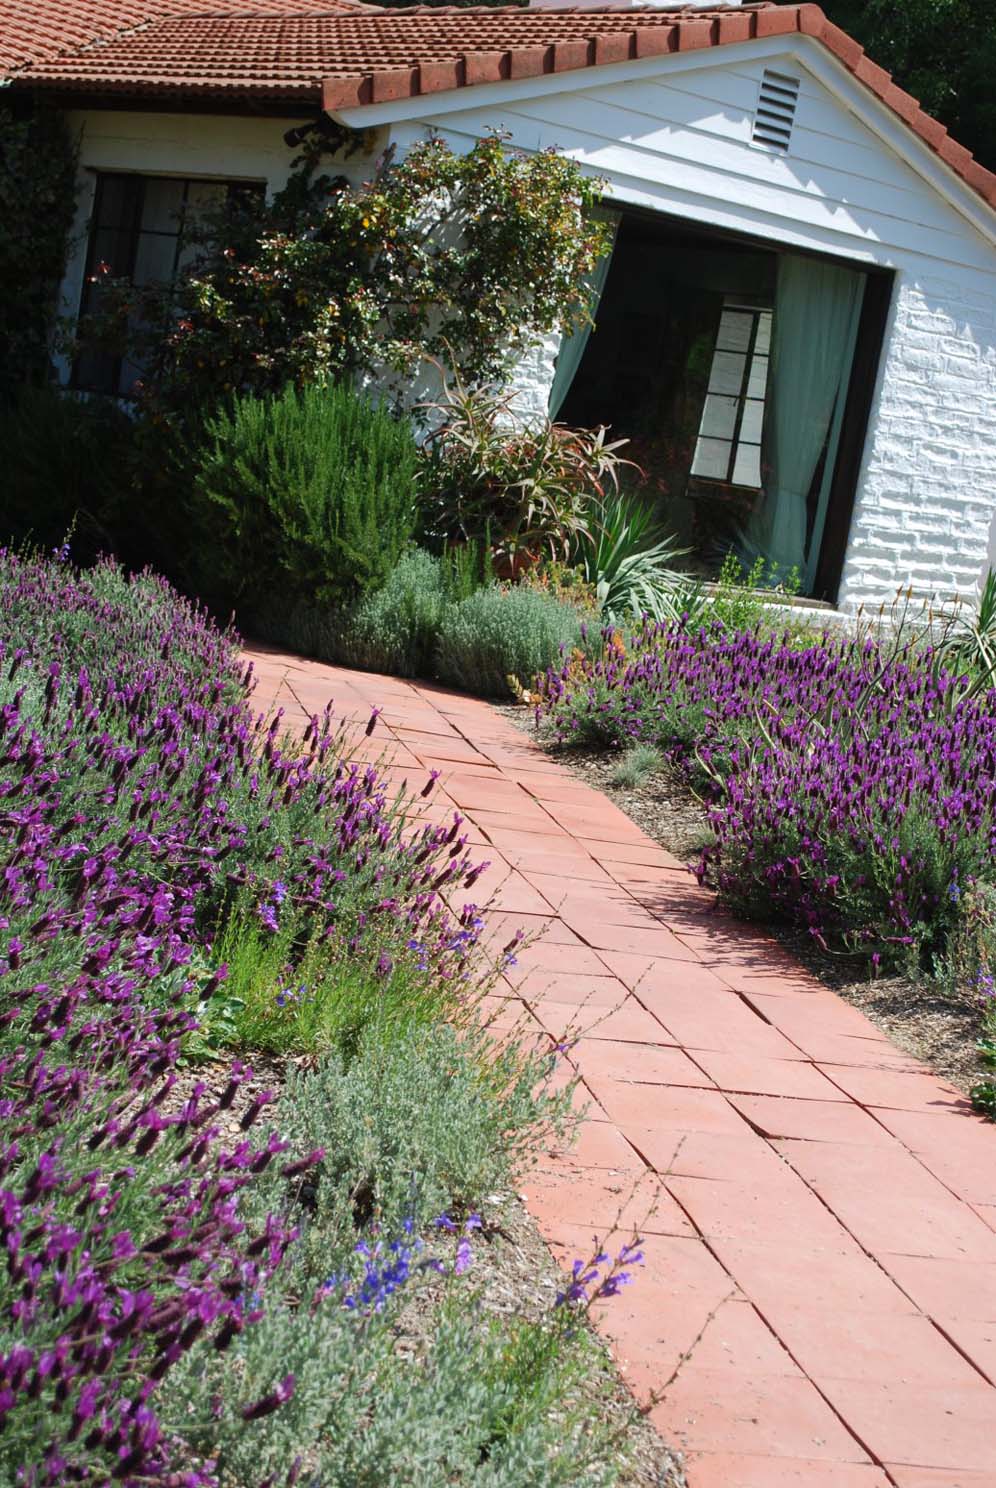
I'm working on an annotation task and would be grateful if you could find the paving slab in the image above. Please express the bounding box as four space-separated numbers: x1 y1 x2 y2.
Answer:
246 649 996 1487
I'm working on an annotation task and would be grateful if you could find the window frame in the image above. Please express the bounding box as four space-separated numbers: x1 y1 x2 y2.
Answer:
73 170 263 397
690 298 773 492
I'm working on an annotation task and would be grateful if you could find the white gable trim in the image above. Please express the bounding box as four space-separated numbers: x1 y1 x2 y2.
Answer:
797 46 996 250
330 33 996 250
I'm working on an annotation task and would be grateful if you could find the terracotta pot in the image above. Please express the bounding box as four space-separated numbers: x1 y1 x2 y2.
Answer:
491 546 541 582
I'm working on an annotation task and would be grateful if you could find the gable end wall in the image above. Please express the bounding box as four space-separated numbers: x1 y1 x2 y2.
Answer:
396 40 996 611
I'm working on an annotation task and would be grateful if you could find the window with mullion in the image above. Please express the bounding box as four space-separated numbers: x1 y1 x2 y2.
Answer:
691 302 772 489
74 172 259 397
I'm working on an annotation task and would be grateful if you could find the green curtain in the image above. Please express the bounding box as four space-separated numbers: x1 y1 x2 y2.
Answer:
548 210 620 420
745 252 864 577
802 277 866 593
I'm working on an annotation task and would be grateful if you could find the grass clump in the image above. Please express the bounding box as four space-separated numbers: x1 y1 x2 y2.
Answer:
608 743 662 791
194 897 480 1058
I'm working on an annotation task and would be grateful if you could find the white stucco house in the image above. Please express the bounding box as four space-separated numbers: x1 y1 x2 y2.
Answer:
3 0 996 611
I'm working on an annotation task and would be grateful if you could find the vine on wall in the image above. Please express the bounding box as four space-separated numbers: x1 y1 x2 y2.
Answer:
0 105 78 399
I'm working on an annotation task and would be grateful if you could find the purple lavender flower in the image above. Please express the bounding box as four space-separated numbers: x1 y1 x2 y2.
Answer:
0 548 500 1485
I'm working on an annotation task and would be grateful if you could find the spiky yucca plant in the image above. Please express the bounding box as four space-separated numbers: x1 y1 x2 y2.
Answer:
573 490 694 624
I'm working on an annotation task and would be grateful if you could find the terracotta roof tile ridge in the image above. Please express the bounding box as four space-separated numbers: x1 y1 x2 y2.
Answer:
128 3 757 13
149 3 378 12
7 2 995 211
359 3 770 13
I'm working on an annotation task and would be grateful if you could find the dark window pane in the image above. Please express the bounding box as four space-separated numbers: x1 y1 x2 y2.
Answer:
140 177 186 235
88 226 134 278
75 172 261 395
95 175 143 233
133 231 180 286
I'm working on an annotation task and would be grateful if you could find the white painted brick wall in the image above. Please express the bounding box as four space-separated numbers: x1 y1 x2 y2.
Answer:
838 271 996 613
505 330 560 422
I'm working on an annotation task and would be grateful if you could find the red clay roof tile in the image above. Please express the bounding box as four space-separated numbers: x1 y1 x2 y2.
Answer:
4 2 994 213
0 0 370 75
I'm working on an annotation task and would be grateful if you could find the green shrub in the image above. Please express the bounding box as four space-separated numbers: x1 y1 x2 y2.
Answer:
436 584 586 698
335 549 450 677
335 543 497 677
188 380 419 612
252 541 494 676
0 385 135 558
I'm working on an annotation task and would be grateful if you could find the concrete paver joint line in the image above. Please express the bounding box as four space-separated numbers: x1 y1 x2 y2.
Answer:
247 648 996 1487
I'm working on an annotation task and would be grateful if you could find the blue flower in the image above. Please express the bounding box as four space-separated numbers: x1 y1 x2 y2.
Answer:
454 1238 473 1275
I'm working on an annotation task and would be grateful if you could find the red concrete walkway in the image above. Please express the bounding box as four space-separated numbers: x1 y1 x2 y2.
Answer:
249 644 996 1488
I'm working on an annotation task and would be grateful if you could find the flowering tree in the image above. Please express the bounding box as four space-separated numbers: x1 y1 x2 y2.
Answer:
91 132 609 428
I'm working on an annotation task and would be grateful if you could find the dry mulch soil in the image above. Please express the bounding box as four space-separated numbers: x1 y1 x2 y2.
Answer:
497 705 983 1096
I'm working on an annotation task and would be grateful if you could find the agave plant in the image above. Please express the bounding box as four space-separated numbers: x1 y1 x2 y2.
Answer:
417 367 633 567
573 489 695 624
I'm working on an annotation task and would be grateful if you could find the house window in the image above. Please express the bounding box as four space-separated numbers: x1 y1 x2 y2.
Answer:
75 172 262 396
690 301 772 489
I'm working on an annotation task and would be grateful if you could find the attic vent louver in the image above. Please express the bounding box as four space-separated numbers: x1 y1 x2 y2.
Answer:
752 69 800 151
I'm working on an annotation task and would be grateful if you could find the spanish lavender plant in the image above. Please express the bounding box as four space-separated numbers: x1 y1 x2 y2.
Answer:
0 548 492 1484
540 617 996 963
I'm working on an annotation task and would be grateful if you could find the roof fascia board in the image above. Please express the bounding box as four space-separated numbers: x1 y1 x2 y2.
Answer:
330 31 996 246
329 33 786 127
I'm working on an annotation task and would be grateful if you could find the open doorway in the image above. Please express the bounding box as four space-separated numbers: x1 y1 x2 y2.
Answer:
555 209 890 602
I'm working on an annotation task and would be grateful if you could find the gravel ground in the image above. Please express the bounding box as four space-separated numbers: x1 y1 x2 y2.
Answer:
498 704 982 1096
163 1054 684 1488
